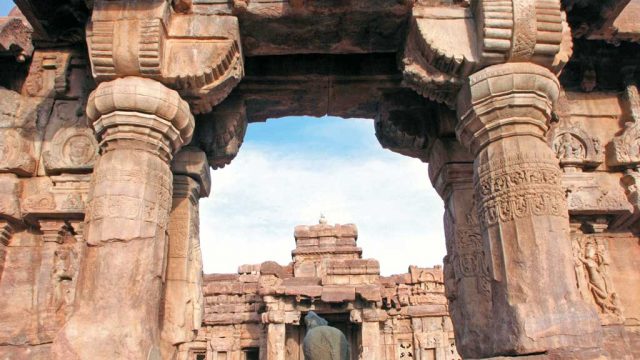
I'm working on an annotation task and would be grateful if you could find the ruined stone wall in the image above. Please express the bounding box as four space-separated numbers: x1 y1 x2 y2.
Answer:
185 221 461 360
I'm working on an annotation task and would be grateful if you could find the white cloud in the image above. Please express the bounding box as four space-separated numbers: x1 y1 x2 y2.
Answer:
199 119 446 276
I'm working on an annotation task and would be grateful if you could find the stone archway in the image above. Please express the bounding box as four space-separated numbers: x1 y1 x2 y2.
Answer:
0 0 638 359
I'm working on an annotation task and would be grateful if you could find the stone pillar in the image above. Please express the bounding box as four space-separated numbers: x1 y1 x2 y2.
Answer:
361 321 382 359
455 63 601 356
36 221 67 342
52 77 194 359
161 147 210 358
428 138 492 356
266 322 286 360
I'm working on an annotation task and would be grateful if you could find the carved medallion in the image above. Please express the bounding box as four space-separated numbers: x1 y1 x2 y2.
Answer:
43 127 99 174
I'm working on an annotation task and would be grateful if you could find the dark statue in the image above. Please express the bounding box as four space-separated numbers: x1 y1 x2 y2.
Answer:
302 312 350 360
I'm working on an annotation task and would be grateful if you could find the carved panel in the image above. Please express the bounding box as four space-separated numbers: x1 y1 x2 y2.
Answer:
43 127 99 174
548 123 604 170
609 83 640 168
571 232 624 324
0 128 37 176
476 154 567 227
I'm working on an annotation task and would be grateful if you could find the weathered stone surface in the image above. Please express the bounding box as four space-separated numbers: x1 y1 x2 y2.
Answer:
0 0 639 359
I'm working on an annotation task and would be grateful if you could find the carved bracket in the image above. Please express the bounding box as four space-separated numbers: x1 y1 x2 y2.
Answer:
192 98 247 169
608 83 640 168
402 0 572 107
86 0 244 114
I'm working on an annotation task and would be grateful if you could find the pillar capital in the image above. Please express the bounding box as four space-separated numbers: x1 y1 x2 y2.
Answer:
87 76 195 162
456 63 560 156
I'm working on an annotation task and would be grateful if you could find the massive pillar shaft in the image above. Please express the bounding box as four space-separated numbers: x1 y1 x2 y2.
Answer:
53 77 194 359
428 138 493 356
455 63 601 356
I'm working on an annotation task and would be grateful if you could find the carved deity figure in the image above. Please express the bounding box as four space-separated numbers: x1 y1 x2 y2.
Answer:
302 312 350 360
578 242 620 315
65 135 94 165
53 248 76 320
554 132 585 160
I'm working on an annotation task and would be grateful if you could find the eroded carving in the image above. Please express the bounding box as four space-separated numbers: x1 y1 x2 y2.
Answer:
548 123 604 171
572 232 623 324
43 127 99 174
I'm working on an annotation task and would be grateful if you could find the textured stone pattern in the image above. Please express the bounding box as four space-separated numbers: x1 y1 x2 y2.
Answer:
0 0 639 359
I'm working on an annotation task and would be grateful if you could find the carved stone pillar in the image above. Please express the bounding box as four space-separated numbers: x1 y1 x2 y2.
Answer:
265 322 285 360
455 63 601 356
52 77 194 359
361 321 382 359
428 138 492 356
161 148 210 359
36 221 67 342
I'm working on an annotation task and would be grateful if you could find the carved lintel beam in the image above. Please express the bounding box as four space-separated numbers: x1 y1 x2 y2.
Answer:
86 0 244 114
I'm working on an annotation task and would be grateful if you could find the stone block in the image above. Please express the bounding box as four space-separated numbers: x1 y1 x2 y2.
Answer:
321 286 356 303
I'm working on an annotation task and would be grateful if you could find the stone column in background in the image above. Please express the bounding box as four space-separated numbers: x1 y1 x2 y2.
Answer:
161 147 210 359
361 321 382 359
52 77 194 360
266 321 285 360
428 138 492 356
455 63 602 356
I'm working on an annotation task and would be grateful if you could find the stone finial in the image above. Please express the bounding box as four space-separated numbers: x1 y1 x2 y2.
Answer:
319 214 327 225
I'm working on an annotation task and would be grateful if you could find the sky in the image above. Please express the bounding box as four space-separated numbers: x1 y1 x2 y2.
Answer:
199 116 446 275
1 1 12 15
2 1 448 276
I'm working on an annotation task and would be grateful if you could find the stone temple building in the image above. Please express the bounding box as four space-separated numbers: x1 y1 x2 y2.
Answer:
181 217 459 360
0 0 639 359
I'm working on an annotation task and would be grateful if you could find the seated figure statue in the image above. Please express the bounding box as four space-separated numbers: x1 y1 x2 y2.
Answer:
302 311 350 360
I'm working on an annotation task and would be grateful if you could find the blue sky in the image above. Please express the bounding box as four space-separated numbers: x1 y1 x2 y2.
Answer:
0 1 12 15
3 1 447 275
200 116 446 275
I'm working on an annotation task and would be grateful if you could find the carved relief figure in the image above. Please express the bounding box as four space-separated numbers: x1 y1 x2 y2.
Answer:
554 132 585 160
53 248 76 320
577 241 621 316
64 134 94 165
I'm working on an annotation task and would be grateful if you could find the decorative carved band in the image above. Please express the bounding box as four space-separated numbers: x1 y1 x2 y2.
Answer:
476 0 568 67
476 155 567 226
